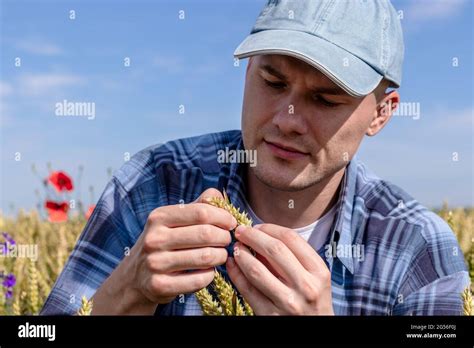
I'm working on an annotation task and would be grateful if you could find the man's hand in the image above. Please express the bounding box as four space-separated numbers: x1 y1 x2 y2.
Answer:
91 188 237 315
226 223 334 315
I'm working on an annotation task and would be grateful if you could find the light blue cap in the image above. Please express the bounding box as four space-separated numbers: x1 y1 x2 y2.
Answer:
234 0 404 97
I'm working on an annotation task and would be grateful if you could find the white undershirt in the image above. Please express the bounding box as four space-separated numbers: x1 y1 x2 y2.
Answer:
241 197 338 252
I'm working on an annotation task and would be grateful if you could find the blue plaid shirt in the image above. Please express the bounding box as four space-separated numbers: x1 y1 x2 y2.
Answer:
40 130 469 315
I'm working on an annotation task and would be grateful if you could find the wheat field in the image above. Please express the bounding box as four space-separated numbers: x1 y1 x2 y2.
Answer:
0 204 472 315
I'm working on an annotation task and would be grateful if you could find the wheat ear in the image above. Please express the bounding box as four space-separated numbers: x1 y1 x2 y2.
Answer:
77 296 93 315
462 286 473 316
206 191 252 227
195 190 255 315
195 287 223 316
27 259 40 314
213 270 238 315
243 297 254 315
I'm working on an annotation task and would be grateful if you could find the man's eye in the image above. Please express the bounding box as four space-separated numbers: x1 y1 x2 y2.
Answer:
264 80 286 90
313 95 341 108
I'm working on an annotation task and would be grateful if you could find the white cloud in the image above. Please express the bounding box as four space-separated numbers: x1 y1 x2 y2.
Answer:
1 73 90 129
18 73 85 96
429 107 473 132
15 38 63 56
0 81 13 97
404 0 468 21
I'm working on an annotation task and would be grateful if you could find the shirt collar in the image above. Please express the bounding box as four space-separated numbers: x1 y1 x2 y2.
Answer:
326 154 359 274
222 135 249 216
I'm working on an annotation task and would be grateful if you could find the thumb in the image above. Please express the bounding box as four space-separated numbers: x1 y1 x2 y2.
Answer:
194 188 224 204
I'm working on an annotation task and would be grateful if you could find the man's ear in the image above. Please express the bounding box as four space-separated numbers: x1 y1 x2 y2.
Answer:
366 90 400 136
246 56 253 73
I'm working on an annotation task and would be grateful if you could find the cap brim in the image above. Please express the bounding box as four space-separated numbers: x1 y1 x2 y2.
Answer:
234 29 383 97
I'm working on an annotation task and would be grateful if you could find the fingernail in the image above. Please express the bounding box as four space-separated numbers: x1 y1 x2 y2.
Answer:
235 225 245 238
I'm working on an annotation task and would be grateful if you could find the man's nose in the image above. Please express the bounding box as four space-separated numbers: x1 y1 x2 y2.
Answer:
271 101 308 135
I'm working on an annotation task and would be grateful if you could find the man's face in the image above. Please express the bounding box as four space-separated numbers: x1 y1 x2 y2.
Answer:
241 54 382 192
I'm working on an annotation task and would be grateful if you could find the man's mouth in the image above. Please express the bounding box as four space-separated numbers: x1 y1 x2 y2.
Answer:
263 140 309 160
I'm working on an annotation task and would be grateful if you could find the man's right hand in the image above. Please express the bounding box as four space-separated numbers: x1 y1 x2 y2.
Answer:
90 188 237 315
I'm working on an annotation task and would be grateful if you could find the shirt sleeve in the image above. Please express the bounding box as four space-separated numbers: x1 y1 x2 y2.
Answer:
392 212 470 315
392 271 470 315
40 176 142 315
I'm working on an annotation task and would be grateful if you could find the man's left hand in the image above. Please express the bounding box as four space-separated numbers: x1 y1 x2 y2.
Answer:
226 223 334 315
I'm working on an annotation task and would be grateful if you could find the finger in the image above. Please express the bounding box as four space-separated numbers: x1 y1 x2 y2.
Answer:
151 203 237 230
226 257 277 314
235 225 305 287
254 223 326 274
151 268 215 297
233 242 291 307
150 224 232 250
147 247 228 272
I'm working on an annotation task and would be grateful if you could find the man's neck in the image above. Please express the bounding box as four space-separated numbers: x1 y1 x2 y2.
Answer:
245 166 346 229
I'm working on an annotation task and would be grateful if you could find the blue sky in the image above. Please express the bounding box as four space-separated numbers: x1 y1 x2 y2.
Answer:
0 0 472 216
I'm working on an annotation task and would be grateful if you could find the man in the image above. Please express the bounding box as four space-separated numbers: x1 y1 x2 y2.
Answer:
41 0 469 315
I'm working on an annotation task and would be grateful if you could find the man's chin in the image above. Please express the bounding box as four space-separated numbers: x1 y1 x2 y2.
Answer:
251 166 316 192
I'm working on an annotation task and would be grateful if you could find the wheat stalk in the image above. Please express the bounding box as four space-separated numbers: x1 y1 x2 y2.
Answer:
56 225 68 275
36 273 52 300
19 291 27 315
0 198 472 316
12 296 21 315
196 190 255 315
27 259 40 314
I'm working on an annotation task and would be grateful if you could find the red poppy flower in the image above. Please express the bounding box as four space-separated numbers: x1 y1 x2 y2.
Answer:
47 171 74 193
45 200 69 222
85 204 96 220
